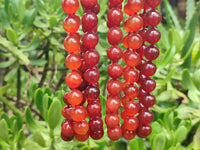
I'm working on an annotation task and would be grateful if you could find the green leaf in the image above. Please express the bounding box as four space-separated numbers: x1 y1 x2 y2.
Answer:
23 9 37 29
0 84 12 95
186 0 195 28
34 131 46 147
30 59 47 66
193 69 200 90
44 87 52 96
6 28 18 45
152 133 166 150
24 140 44 150
0 59 16 68
16 129 26 149
34 88 44 116
164 0 181 30
49 16 58 28
24 107 43 132
174 126 187 143
182 69 200 94
21 36 42 52
47 100 62 129
0 119 9 141
156 46 176 73
0 35 30 65
181 5 199 67
0 8 11 28
129 138 146 150
42 94 49 120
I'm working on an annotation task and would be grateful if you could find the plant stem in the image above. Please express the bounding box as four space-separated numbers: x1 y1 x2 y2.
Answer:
0 95 22 116
50 129 55 150
17 66 21 107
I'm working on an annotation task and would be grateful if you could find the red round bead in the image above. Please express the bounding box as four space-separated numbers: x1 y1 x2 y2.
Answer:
107 8 123 25
83 50 100 67
145 28 161 45
80 0 97 9
107 46 123 62
73 120 89 135
107 79 122 96
105 114 120 127
107 27 123 45
84 68 100 84
82 32 99 48
61 120 74 137
127 33 143 50
82 12 98 32
124 101 139 116
70 106 88 122
63 14 80 33
123 15 143 32
136 124 152 138
106 96 121 112
107 126 122 141
67 89 83 105
123 67 139 83
127 0 144 13
62 0 79 14
108 63 123 79
65 72 82 88
124 84 138 99
64 33 80 52
125 51 140 67
123 116 139 130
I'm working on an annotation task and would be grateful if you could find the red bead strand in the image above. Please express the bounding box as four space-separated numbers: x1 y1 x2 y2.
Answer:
136 0 161 138
80 0 104 140
105 0 124 141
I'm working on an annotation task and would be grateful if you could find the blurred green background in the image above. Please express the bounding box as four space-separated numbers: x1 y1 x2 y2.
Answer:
0 0 200 149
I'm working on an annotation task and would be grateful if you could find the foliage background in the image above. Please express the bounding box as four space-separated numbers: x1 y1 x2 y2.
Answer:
0 0 200 149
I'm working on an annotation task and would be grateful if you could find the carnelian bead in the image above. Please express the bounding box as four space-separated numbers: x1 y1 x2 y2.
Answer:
67 89 83 105
123 15 143 32
124 3 135 15
107 8 123 25
80 0 97 9
138 28 148 41
107 21 120 28
136 58 147 71
105 114 120 127
138 110 154 125
90 129 104 140
107 27 123 45
141 77 156 92
123 67 139 83
107 126 122 141
83 51 100 67
64 33 80 52
107 79 122 96
70 106 88 122
121 124 136 140
122 49 131 62
124 116 139 130
82 12 98 32
144 45 159 61
137 73 147 85
73 120 89 135
141 61 157 76
84 68 100 84
146 0 161 8
136 124 152 138
143 0 150 9
63 92 69 105
127 0 143 13
65 72 82 88
121 80 128 91
124 84 138 99
121 95 129 106
65 54 82 70
141 93 156 108
127 33 143 50
145 9 161 27
145 28 161 45
85 85 100 100
124 101 139 116
82 32 99 48
77 79 88 91
109 0 123 5
91 3 100 14
89 117 103 131
136 44 147 57
61 132 74 141
137 87 147 100
61 120 74 137
125 51 140 67
87 102 102 117
106 96 121 112
107 46 123 62
62 105 73 120
80 42 89 53
75 131 89 141
108 63 123 79
108 3 122 9
122 34 129 48
62 0 79 14
120 110 128 120
63 14 80 33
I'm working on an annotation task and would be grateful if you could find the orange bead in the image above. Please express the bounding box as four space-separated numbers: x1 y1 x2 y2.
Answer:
122 34 129 48
123 15 143 32
64 33 80 52
125 51 140 67
65 72 82 88
124 3 135 16
127 33 143 50
62 0 79 14
70 106 88 122
67 89 83 105
63 14 80 33
127 0 143 13
73 120 89 135
65 54 81 70
124 84 138 99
